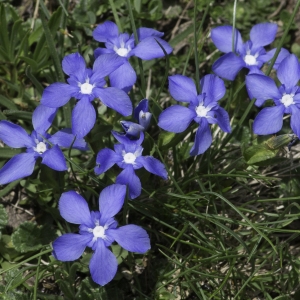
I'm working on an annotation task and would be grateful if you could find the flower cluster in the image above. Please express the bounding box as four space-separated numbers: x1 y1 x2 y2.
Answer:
0 20 172 286
0 16 296 289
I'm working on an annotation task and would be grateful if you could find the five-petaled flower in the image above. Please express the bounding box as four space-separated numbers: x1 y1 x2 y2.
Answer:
52 184 150 286
211 23 289 80
40 52 132 138
246 54 300 137
158 74 231 155
93 21 173 92
0 105 87 185
94 132 168 199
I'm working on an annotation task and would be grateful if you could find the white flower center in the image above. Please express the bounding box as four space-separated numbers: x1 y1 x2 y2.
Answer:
196 105 210 117
244 54 257 66
115 47 130 57
80 82 94 94
280 93 294 107
34 142 47 154
93 225 106 238
123 152 136 164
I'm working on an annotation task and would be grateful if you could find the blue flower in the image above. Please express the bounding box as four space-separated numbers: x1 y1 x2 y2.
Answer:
94 132 167 199
52 184 150 286
211 23 289 80
120 99 152 139
246 54 300 137
158 74 231 155
0 106 88 185
93 21 173 92
41 52 132 138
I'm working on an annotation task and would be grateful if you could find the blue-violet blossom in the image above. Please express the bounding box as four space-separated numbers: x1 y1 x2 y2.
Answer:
93 21 173 92
52 184 150 286
246 54 300 137
95 132 168 199
41 52 132 138
0 105 88 185
211 23 289 80
120 99 152 139
158 74 231 155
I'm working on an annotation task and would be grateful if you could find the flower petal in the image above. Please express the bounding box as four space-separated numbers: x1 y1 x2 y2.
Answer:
99 184 126 224
62 53 86 78
94 47 114 58
258 48 290 69
158 105 196 133
0 121 34 148
0 152 36 185
93 21 119 43
290 105 300 138
89 239 118 286
116 166 141 199
94 87 132 116
107 225 150 253
120 121 145 138
72 97 96 138
277 54 300 92
92 54 126 81
134 99 149 120
41 83 78 108
137 27 164 40
190 119 212 156
246 74 281 106
49 129 88 151
212 53 245 81
250 23 277 51
42 145 67 171
211 26 244 53
109 61 137 93
131 37 172 60
253 105 285 135
95 148 122 175
32 105 57 133
200 74 226 103
212 106 231 133
168 75 197 103
52 233 90 261
137 156 167 179
59 190 93 226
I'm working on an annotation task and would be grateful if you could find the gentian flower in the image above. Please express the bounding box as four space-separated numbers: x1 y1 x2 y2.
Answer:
0 106 88 185
95 132 167 199
52 184 150 286
158 74 231 155
120 99 152 139
246 54 300 137
93 21 173 92
211 23 289 80
41 52 132 138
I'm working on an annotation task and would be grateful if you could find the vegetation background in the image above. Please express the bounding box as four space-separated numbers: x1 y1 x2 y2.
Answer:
1 0 300 299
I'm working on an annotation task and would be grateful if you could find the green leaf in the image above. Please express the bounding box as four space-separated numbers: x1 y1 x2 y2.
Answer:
11 222 57 253
2 110 32 121
20 57 38 72
0 4 11 60
0 95 18 110
242 143 277 165
40 7 64 82
111 244 128 264
9 19 22 61
0 204 8 230
25 65 44 95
